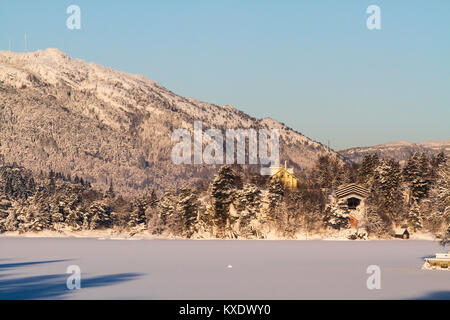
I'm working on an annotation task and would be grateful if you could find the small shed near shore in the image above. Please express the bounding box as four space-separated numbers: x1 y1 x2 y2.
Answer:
394 228 410 239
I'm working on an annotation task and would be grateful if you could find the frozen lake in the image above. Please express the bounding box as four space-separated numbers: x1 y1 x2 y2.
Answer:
0 238 448 300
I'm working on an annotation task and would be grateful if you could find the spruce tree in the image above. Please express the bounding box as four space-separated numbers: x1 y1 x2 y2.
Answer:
430 159 450 241
106 180 115 198
149 189 158 208
311 155 343 190
431 151 446 169
65 209 82 231
324 199 350 230
358 153 379 185
48 171 56 194
88 201 111 229
408 201 423 232
5 210 18 231
177 186 199 238
365 208 389 237
128 197 148 228
267 176 284 210
375 158 403 220
158 189 177 227
403 153 429 201
236 184 261 237
210 165 238 235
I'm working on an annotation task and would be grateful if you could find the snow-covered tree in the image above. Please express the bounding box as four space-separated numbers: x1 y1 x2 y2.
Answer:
210 166 238 235
429 159 450 241
50 206 64 229
0 197 11 232
158 188 177 227
358 153 380 185
5 210 18 231
374 158 404 221
403 153 430 201
65 210 82 231
431 151 446 168
88 201 112 230
82 212 90 230
235 184 261 238
105 180 115 199
128 197 148 228
176 186 199 238
311 154 343 190
267 176 284 210
324 199 350 230
365 208 389 237
408 201 423 232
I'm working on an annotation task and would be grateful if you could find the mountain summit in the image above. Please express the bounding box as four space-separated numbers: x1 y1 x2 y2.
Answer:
0 48 335 195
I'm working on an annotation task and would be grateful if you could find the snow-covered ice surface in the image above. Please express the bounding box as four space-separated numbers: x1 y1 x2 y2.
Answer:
0 238 448 300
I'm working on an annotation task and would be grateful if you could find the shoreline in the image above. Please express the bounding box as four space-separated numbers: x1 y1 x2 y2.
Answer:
0 230 441 242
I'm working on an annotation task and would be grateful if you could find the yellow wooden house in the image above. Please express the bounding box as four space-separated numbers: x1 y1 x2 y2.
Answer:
269 161 299 190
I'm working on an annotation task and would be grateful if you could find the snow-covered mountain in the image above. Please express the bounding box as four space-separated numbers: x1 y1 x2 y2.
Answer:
0 48 336 195
338 140 449 164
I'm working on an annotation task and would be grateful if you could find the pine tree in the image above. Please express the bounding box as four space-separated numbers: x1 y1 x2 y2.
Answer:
429 159 450 240
5 210 18 231
365 208 389 236
311 155 343 190
267 176 284 210
30 211 51 232
158 189 177 227
88 201 111 229
50 205 65 229
82 212 90 230
149 189 158 208
235 184 261 238
145 190 159 231
210 165 238 236
324 199 350 230
106 180 115 198
430 151 446 170
358 154 379 185
128 197 148 228
408 201 423 232
403 153 430 201
176 186 199 238
375 158 403 221
342 162 359 184
0 197 11 232
279 190 302 237
65 210 82 231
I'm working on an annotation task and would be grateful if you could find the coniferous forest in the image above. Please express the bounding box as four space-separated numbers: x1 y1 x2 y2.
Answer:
0 152 448 244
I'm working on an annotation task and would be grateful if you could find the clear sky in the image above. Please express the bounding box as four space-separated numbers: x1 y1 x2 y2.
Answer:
1 0 449 149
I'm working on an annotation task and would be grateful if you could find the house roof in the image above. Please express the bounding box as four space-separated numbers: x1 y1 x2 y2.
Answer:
394 228 409 235
270 167 298 180
335 183 369 199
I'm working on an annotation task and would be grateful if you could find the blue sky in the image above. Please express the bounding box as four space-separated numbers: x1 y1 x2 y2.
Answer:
1 0 449 149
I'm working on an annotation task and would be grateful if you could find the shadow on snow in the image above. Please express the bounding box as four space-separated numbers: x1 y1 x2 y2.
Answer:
0 260 143 300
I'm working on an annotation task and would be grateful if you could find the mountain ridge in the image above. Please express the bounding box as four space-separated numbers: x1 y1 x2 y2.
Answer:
338 139 449 163
0 48 336 196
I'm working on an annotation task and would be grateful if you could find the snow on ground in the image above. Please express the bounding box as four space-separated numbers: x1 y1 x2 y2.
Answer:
0 229 442 241
0 238 448 300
